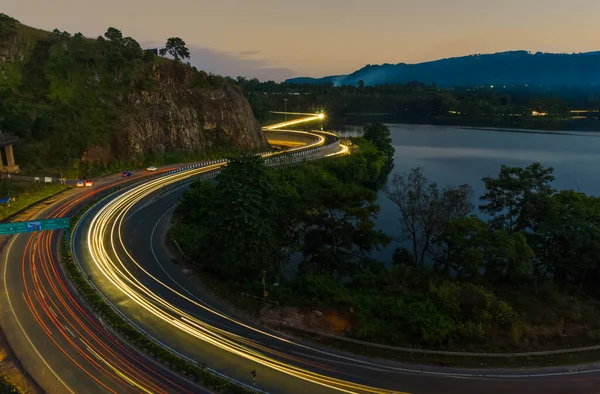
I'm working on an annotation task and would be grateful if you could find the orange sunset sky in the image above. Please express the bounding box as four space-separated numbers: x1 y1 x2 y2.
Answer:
5 0 600 81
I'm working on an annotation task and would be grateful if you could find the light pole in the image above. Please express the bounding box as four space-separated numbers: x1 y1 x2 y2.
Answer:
283 98 288 121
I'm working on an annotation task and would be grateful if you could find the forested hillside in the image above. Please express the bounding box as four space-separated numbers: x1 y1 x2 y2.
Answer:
0 14 267 176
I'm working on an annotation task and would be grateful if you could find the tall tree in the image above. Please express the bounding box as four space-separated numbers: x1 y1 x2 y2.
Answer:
159 37 190 61
530 190 600 292
363 123 394 168
175 156 297 281
434 215 534 282
104 27 123 43
479 162 555 232
385 167 473 266
300 174 389 277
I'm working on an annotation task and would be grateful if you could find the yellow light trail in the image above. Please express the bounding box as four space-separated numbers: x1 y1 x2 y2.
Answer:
263 113 326 131
82 141 403 393
87 165 404 393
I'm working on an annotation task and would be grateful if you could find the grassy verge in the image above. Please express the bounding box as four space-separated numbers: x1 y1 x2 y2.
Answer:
0 181 68 221
274 325 600 369
63 195 255 394
168 242 600 370
0 375 20 394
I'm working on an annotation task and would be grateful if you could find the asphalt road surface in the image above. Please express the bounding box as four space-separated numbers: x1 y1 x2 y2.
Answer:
0 169 209 394
72 166 600 394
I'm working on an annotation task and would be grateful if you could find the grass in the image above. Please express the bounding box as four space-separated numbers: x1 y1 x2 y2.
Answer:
0 180 68 221
0 375 20 394
169 240 600 369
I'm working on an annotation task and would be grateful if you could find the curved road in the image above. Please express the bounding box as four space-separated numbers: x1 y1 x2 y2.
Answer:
0 169 206 394
73 151 600 392
0 124 346 394
3 122 600 394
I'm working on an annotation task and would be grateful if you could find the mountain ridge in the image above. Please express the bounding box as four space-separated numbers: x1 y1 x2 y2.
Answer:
285 50 600 87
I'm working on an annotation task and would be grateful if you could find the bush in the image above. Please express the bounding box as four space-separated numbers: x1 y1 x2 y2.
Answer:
431 281 521 344
292 274 350 307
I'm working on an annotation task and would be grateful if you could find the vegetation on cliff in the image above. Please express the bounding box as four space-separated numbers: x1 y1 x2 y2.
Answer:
0 14 266 177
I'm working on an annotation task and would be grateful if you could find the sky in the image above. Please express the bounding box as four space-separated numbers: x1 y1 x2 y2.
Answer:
5 0 600 81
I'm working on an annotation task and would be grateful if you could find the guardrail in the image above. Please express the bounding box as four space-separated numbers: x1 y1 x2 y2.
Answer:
269 322 600 358
166 140 342 177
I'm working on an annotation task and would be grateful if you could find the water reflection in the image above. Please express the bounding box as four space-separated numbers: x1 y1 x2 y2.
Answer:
335 124 600 263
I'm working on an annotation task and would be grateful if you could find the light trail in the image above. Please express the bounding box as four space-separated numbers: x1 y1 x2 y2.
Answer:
263 113 326 130
10 123 351 393
13 173 199 394
83 162 403 394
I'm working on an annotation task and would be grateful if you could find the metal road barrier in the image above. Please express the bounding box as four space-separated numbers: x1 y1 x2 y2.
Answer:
271 322 600 358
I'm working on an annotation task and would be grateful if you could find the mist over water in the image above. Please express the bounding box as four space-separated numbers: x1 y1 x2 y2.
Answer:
334 124 600 263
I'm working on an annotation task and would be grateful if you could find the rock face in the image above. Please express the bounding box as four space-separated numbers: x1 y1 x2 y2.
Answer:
0 16 268 169
116 65 268 158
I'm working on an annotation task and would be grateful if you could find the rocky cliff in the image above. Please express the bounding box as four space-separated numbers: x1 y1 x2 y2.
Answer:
115 63 267 159
0 14 268 173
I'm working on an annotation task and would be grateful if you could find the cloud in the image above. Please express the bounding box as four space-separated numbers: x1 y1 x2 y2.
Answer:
238 50 261 56
142 42 296 82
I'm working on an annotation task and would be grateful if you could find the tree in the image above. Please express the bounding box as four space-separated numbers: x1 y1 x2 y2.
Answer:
357 80 365 89
384 167 473 266
71 32 97 69
104 27 123 43
0 13 19 41
174 156 297 281
159 37 190 61
362 123 394 168
529 190 600 292
47 42 74 84
434 216 534 282
299 174 389 277
479 162 555 232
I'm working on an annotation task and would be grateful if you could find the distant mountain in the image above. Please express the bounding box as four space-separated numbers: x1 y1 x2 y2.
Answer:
285 51 600 87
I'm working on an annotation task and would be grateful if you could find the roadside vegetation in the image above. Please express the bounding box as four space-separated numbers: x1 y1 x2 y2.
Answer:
0 180 67 220
172 123 600 354
0 375 20 394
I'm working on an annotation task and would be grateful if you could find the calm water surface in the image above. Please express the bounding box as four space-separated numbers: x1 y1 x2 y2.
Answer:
334 124 600 262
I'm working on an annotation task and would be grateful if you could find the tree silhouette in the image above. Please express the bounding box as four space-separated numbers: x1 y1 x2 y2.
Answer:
159 37 190 61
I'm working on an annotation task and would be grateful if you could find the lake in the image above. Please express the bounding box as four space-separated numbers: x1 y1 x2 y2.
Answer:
334 124 600 263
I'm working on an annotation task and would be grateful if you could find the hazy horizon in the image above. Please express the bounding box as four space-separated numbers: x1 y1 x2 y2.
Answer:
5 0 600 81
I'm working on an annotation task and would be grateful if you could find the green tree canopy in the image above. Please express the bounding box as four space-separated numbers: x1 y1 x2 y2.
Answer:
299 172 389 277
362 123 394 168
479 162 555 232
529 190 600 293
174 156 297 281
434 215 534 282
159 37 190 61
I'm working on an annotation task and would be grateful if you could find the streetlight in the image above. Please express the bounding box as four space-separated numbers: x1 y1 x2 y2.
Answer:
283 98 288 122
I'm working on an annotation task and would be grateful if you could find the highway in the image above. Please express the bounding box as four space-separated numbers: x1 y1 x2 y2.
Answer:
70 146 600 394
0 169 206 394
0 121 351 394
3 118 600 394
